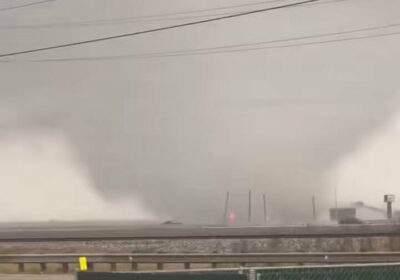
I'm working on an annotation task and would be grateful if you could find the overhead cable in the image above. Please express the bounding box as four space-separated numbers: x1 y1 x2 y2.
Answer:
0 0 346 29
21 24 400 62
0 0 54 12
0 0 317 58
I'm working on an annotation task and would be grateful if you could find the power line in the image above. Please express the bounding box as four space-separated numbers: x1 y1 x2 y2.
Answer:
0 0 317 58
0 0 345 29
74 0 341 25
140 22 400 57
85 0 347 25
154 31 400 58
0 0 285 28
90 0 286 22
0 0 54 12
22 25 400 63
0 10 274 29
20 26 400 63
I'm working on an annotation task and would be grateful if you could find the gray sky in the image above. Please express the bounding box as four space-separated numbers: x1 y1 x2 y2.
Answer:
0 0 400 222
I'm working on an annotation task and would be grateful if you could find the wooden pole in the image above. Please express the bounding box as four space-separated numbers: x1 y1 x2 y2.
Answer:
263 194 267 224
312 196 316 221
223 192 230 224
248 190 252 223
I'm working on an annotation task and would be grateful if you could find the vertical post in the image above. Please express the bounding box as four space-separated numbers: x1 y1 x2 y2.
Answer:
110 263 117 271
334 186 338 209
157 263 163 270
249 269 256 280
388 201 393 220
18 263 25 273
40 263 47 274
62 263 69 273
248 190 252 224
384 195 395 220
263 194 267 224
312 196 317 221
184 262 191 269
131 262 138 271
87 263 94 272
224 192 230 224
334 185 338 221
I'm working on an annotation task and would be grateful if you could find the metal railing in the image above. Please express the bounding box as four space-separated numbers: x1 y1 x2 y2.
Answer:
2 252 400 273
1 224 400 241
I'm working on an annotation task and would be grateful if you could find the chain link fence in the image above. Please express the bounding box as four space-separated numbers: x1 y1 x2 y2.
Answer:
77 264 400 280
258 265 400 279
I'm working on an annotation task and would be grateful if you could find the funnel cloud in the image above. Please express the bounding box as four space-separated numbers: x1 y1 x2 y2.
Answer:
0 0 400 222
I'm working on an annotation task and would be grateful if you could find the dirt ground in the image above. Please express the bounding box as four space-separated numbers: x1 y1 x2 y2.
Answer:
0 276 73 280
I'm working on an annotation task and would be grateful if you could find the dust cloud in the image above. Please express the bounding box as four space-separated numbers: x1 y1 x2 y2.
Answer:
333 111 400 219
0 131 154 221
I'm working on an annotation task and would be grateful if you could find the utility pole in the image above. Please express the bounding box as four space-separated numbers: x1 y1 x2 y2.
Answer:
334 183 338 221
334 185 338 209
384 194 395 220
312 195 316 221
248 190 252 224
223 192 230 224
263 193 267 224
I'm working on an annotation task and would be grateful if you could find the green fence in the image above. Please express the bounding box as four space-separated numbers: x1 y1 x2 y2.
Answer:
258 265 400 279
77 264 400 280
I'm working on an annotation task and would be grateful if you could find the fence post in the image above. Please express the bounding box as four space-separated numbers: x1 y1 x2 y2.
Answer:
184 262 191 269
131 262 138 271
111 263 117 271
249 269 256 280
40 263 47 273
62 263 69 273
87 263 94 272
18 263 25 273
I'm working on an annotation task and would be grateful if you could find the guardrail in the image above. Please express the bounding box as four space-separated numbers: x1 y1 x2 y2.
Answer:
2 252 400 273
1 224 400 241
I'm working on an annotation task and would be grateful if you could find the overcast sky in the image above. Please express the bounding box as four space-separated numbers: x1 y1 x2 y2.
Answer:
0 0 399 223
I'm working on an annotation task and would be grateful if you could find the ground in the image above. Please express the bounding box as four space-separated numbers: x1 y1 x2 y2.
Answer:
0 276 73 280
